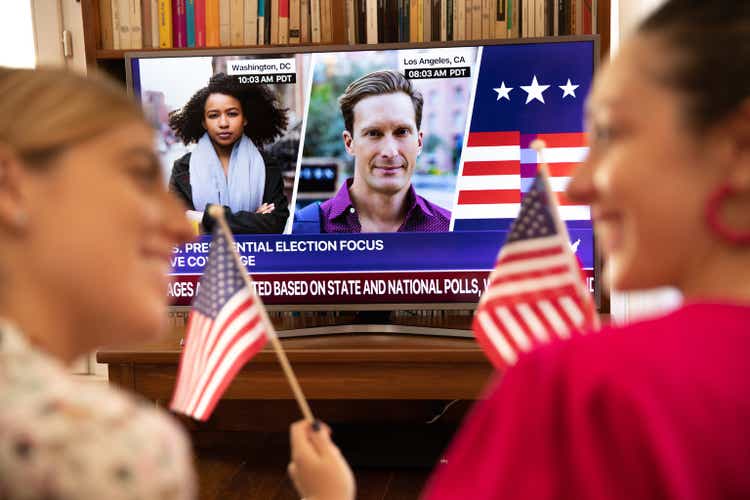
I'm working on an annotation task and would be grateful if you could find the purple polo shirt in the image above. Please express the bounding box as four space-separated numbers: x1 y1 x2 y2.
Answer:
319 178 451 233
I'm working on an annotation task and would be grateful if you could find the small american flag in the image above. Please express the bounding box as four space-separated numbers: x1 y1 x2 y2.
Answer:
473 168 597 369
170 224 268 421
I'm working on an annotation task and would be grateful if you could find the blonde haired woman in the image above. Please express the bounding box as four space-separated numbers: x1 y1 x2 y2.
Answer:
0 67 196 498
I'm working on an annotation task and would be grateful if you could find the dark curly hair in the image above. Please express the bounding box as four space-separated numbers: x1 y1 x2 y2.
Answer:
168 72 288 147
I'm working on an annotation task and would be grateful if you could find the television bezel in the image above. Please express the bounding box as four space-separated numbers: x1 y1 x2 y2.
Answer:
125 35 606 314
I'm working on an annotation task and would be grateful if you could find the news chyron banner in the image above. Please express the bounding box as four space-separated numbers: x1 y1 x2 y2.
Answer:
129 42 596 306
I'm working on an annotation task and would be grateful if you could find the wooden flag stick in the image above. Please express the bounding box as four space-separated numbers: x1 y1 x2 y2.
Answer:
530 140 601 330
208 205 315 423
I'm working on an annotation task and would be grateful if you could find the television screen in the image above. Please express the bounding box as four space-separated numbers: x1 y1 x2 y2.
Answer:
127 37 599 310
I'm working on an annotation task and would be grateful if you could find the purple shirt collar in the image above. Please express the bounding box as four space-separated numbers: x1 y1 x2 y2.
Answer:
319 178 450 233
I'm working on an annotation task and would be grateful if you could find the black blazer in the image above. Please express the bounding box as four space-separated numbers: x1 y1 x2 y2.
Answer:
169 152 289 234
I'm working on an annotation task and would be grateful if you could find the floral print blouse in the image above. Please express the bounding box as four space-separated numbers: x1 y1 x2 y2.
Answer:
0 320 197 499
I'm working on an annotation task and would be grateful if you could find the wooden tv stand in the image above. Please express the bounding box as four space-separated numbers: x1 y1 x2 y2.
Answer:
97 313 493 404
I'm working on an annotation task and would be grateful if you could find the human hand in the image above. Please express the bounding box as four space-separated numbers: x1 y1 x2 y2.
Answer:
288 420 355 500
255 203 275 214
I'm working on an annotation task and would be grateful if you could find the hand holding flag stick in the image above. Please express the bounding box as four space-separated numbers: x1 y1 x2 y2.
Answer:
170 205 314 423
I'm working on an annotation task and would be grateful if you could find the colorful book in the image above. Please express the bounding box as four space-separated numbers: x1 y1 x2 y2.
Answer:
158 0 173 47
205 0 219 45
230 0 244 45
186 0 196 46
219 0 231 45
279 0 289 44
172 0 187 47
257 0 266 43
244 0 258 45
194 0 206 46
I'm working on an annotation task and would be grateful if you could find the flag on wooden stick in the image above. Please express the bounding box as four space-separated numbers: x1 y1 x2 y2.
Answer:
169 221 269 421
473 146 599 369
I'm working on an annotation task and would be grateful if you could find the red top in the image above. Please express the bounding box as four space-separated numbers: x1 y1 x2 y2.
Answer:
423 302 750 500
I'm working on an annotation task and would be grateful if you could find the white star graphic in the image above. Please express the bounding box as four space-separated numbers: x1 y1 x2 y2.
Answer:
492 81 513 101
520 75 550 104
559 78 580 98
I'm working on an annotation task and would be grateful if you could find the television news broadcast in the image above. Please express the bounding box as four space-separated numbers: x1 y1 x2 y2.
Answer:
128 38 597 308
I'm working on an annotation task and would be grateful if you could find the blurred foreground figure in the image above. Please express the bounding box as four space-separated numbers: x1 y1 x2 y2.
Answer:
0 67 196 499
289 1 750 498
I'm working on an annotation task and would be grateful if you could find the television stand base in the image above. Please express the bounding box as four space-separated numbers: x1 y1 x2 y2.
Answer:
276 323 473 338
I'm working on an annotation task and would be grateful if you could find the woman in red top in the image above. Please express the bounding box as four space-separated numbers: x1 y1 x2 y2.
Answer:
287 0 750 498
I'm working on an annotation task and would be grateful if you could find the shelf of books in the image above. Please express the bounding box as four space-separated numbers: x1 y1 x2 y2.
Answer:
83 0 609 62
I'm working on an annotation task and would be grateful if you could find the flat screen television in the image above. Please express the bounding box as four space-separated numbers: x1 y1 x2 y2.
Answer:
126 37 601 324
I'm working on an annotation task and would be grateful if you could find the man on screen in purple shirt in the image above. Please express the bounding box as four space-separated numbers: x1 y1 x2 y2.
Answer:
292 70 451 233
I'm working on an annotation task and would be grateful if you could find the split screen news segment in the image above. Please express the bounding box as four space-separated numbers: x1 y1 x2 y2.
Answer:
128 38 597 308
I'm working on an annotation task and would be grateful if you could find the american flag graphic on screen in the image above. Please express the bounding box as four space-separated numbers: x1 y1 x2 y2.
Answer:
170 225 268 421
473 170 598 369
452 42 593 233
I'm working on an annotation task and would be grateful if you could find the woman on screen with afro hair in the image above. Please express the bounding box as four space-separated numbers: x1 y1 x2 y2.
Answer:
169 72 289 234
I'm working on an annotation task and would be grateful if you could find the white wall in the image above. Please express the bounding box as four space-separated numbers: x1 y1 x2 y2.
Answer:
607 0 683 324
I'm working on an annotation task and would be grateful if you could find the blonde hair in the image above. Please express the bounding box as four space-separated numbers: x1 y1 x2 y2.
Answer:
0 66 144 165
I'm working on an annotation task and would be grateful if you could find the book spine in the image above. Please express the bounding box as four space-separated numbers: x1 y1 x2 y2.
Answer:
454 0 463 40
301 0 310 41
321 0 332 42
186 0 196 46
151 0 160 46
439 0 446 40
258 0 266 43
270 0 279 44
130 0 143 47
416 0 423 41
230 0 245 45
470 0 479 39
158 0 173 47
142 0 153 47
510 0 519 37
311 0 322 42
172 0 187 47
117 0 131 48
279 0 290 44
493 0 506 38
345 0 355 43
100 0 114 49
536 0 543 36
464 0 470 39
264 0 272 41
194 0 206 45
219 0 231 45
245 0 259 44
480 0 489 39
422 0 430 41
289 0 301 43
582 0 592 33
205 0 220 45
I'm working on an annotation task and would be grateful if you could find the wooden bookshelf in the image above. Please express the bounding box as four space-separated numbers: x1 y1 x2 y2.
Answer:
81 0 610 74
